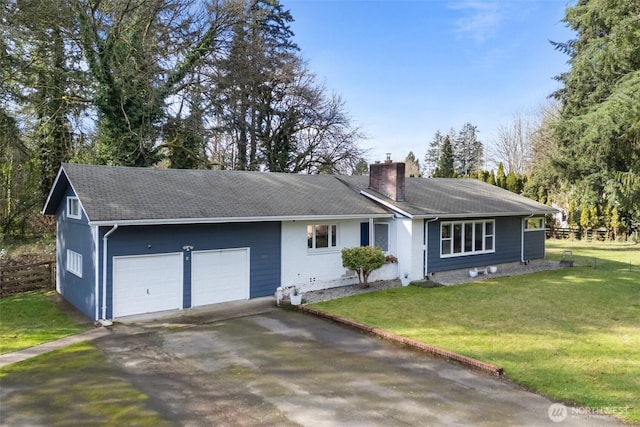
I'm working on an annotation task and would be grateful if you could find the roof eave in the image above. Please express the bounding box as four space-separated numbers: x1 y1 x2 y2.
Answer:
88 213 393 227
413 209 559 219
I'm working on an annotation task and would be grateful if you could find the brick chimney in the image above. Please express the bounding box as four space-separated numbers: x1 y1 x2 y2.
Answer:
369 158 406 202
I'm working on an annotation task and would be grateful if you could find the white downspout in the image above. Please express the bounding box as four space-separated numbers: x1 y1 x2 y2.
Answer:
101 224 118 324
424 217 439 277
368 218 374 247
521 214 533 263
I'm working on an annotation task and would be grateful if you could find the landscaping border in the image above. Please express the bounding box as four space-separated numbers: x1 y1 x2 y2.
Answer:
299 305 504 376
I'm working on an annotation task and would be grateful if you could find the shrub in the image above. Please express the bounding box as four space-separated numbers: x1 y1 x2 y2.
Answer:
341 246 385 288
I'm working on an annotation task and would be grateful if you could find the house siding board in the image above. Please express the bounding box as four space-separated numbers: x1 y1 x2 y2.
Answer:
104 222 280 318
524 230 545 260
427 217 524 273
57 187 96 320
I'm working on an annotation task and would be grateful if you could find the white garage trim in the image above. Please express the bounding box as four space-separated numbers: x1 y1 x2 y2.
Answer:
191 248 250 307
113 252 183 318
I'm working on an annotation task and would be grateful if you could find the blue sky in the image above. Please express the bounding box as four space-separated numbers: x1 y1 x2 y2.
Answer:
285 0 575 166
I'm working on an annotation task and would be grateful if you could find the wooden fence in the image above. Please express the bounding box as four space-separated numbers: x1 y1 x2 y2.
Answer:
547 227 611 241
0 260 56 298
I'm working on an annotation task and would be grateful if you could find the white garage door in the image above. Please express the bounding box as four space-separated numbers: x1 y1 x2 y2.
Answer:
113 253 183 318
191 248 249 307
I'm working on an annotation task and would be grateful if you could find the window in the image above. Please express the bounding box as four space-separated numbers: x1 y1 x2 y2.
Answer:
66 250 82 277
307 224 337 250
524 217 544 231
374 223 389 252
67 196 81 219
440 220 495 257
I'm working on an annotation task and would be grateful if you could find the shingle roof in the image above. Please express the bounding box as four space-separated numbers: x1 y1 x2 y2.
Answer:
339 176 557 218
44 163 391 224
43 164 557 224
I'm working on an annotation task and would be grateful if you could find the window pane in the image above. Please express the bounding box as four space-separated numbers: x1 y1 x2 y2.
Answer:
486 221 494 235
307 225 313 249
475 222 484 251
374 223 389 252
526 217 543 230
315 225 329 248
464 223 473 252
331 224 337 247
453 224 462 253
442 224 451 239
441 239 451 255
485 236 493 250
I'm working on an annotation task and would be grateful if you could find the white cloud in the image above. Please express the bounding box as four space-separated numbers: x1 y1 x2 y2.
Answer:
448 1 504 43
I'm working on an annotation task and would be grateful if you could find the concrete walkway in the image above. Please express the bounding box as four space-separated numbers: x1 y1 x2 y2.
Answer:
0 327 111 368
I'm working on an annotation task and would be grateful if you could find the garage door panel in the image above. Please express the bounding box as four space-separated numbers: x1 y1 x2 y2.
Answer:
113 253 183 318
192 249 249 307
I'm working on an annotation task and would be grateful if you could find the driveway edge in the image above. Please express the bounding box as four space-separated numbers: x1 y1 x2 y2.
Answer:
0 327 110 368
299 305 504 377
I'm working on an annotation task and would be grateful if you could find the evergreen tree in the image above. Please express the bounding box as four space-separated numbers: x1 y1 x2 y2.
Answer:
610 205 620 239
579 204 590 233
505 171 523 193
453 123 483 177
496 162 506 189
434 135 455 178
486 170 496 186
405 151 421 177
552 0 640 224
424 130 444 177
567 199 577 227
352 159 369 176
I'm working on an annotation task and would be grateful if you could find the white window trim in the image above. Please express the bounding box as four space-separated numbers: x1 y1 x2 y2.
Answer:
524 216 545 231
307 224 339 252
67 196 81 220
374 222 390 253
66 249 83 278
440 219 495 258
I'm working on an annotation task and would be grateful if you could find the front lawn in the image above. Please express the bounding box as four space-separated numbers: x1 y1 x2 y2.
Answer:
0 290 89 354
310 240 640 423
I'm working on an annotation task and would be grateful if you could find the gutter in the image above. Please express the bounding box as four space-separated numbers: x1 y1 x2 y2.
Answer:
413 210 557 220
423 217 439 277
101 224 118 325
88 213 392 227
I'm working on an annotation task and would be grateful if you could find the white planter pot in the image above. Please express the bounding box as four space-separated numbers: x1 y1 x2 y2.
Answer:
489 266 497 274
290 294 303 305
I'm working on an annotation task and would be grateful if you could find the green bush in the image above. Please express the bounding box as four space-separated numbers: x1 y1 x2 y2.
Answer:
341 246 385 288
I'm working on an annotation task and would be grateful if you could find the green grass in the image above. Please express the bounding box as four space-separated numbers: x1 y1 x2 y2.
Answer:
311 240 640 423
0 342 170 426
0 290 89 354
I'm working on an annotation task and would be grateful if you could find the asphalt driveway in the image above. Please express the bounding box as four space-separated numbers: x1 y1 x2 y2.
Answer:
83 303 621 426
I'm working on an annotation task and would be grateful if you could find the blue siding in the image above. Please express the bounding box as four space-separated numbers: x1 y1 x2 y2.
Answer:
427 217 526 273
524 230 545 260
103 222 281 318
57 187 97 320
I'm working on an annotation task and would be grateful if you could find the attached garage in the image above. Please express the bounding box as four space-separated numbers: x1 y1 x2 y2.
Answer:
191 248 250 307
112 253 183 318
